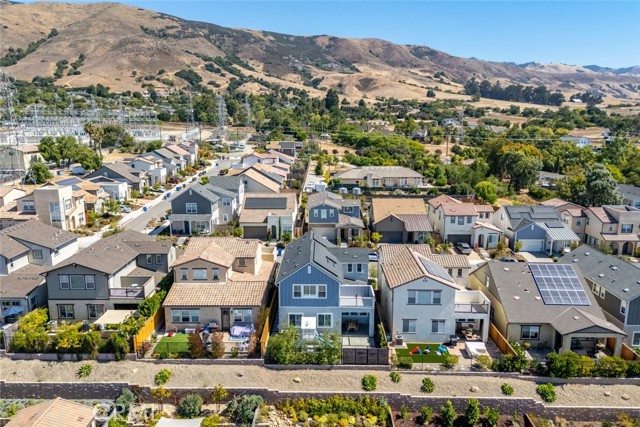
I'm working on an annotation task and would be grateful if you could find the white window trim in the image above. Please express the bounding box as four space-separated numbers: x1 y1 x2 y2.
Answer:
408 289 442 305
180 268 188 280
155 254 163 265
521 325 541 340
32 249 43 259
186 203 197 214
292 284 327 299
621 300 627 316
317 313 333 328
288 313 303 327
146 254 153 265
402 319 417 334
192 268 207 281
431 319 446 334
633 332 640 347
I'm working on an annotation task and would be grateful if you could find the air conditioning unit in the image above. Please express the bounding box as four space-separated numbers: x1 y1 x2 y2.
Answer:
46 320 58 331
353 187 361 195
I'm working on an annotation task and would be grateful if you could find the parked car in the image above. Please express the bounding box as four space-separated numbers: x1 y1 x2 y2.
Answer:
218 169 228 176
498 257 519 263
368 251 379 262
305 182 315 193
119 205 132 213
456 242 472 255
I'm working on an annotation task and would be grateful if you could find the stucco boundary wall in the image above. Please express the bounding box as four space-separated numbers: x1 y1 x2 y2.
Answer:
0 382 638 422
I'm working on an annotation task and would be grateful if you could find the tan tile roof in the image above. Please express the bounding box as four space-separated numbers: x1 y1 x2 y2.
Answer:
0 187 25 198
0 202 38 221
427 194 458 208
587 207 615 224
371 198 427 222
241 168 281 192
209 236 260 258
471 221 502 232
244 152 278 160
428 195 492 215
541 198 572 208
6 398 94 427
12 145 40 154
429 254 471 269
166 144 189 155
379 245 461 289
174 238 235 267
253 163 287 177
163 281 268 307
378 243 432 257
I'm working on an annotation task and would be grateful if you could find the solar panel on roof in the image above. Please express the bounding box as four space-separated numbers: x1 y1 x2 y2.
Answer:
244 197 287 209
419 257 454 283
529 263 591 306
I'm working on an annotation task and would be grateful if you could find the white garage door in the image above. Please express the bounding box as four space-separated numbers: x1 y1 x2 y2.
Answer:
519 239 545 252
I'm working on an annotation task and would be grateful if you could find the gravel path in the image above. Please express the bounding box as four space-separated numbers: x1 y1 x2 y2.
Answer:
1 359 638 407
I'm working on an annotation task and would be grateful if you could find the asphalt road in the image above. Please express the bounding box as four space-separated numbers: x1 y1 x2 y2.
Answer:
121 144 255 233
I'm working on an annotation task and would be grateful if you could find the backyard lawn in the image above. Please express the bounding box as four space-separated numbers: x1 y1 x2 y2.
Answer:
157 333 190 353
395 343 449 363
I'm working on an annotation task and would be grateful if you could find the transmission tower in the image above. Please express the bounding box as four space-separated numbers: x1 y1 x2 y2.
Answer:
243 97 252 129
457 109 465 145
216 94 227 139
0 69 35 185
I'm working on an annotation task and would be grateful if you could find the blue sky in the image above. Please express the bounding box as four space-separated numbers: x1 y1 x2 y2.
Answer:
25 1 640 67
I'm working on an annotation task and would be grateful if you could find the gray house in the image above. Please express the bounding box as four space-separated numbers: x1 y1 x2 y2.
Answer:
493 205 579 254
86 162 148 192
276 232 375 337
169 185 220 235
45 230 175 321
561 245 640 347
207 176 245 224
306 192 364 243
617 184 640 209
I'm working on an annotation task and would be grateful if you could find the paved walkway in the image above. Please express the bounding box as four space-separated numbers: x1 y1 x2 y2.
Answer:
1 359 639 408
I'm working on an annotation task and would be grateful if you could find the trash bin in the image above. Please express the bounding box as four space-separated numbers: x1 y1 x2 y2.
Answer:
143 206 147 212
449 335 458 347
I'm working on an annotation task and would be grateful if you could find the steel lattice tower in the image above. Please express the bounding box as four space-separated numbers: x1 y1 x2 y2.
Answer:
216 94 227 139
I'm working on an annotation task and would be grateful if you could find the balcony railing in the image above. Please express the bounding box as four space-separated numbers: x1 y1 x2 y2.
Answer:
109 287 145 299
454 303 488 314
339 295 374 308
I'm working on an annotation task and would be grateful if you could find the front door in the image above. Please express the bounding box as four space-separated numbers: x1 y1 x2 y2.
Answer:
221 308 230 330
478 234 484 248
184 221 190 234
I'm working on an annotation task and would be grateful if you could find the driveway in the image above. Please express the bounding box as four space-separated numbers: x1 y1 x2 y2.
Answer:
519 252 554 263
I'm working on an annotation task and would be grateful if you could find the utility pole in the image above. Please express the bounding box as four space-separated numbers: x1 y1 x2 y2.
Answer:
216 94 227 142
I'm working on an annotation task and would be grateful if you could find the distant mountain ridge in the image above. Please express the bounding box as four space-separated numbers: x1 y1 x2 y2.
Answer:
0 1 638 100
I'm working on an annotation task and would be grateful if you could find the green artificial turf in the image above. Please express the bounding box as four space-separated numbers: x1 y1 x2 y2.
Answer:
395 343 449 363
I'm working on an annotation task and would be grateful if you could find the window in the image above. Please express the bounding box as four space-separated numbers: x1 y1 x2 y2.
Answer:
212 268 219 280
356 263 363 273
485 274 490 288
32 249 43 259
22 201 35 211
50 202 61 222
293 284 326 299
194 221 208 232
180 268 188 280
317 313 333 328
313 210 319 218
85 275 95 290
448 268 453 275
222 214 229 222
408 290 442 305
1 301 20 309
155 254 163 265
635 201 640 209
233 309 252 323
458 216 464 225
171 309 199 323
431 320 446 334
193 268 207 280
600 287 606 299
621 301 627 316
87 304 104 319
59 275 70 289
576 219 582 226
521 325 540 340
146 254 153 265
58 305 74 319
466 216 472 224
64 198 72 210
592 282 601 295
621 224 633 233
347 264 354 273
222 198 231 207
329 210 335 217
343 206 354 213
238 259 246 267
186 203 197 214
633 332 640 347
402 319 417 333
321 209 327 219
450 216 455 224
457 269 462 278
288 313 302 327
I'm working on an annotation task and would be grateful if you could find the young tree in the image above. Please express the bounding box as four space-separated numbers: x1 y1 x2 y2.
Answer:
209 330 225 359
210 384 229 412
324 89 340 110
24 162 52 184
188 332 205 358
464 399 480 426
440 400 456 427
151 386 172 411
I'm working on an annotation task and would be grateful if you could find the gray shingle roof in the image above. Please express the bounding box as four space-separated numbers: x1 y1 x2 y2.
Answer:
0 264 47 298
89 163 140 183
0 234 30 259
559 245 640 301
616 184 640 201
277 232 349 283
307 192 360 209
0 219 78 250
207 176 242 191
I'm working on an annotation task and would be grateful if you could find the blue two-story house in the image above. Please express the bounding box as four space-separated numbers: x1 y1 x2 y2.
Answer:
276 231 374 337
306 192 364 244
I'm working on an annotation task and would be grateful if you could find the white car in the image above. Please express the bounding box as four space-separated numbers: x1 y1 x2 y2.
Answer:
305 182 315 193
119 205 132 213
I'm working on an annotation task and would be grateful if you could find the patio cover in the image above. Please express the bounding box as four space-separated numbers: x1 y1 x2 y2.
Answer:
2 306 24 316
156 418 204 427
536 222 580 241
93 310 133 325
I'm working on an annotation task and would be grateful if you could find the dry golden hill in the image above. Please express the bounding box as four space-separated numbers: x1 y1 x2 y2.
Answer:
1 1 638 101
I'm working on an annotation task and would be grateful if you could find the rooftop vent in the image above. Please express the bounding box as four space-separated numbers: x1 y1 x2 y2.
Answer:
573 316 580 320
503 267 510 271
598 273 605 278
624 288 630 292
513 296 520 300
585 252 590 256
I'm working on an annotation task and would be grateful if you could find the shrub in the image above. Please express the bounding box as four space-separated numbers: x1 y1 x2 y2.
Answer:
176 393 203 418
77 363 92 378
82 331 102 359
362 374 378 391
274 395 388 424
421 377 435 393
227 395 264 425
464 398 480 426
441 354 459 371
209 330 225 359
483 406 500 427
501 383 514 396
398 356 413 369
547 351 596 378
400 403 410 420
201 414 223 427
154 368 171 386
188 333 205 358
210 384 229 411
536 383 556 403
109 334 130 361
626 361 640 378
115 388 135 416
390 371 401 383
440 400 456 427
297 410 309 422
597 356 628 378
498 353 528 372
473 355 492 372
420 405 433 425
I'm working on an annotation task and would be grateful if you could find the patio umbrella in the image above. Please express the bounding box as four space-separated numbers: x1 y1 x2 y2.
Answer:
3 306 24 316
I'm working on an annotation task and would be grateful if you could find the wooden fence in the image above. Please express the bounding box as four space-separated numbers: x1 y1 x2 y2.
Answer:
259 287 279 357
489 322 517 356
342 348 389 365
621 343 640 361
133 309 164 354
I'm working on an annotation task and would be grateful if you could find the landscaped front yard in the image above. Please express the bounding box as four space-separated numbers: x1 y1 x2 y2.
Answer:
395 343 449 364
